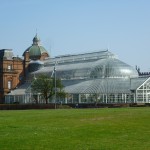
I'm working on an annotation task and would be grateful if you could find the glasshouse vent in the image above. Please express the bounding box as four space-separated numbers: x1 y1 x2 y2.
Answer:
5 48 150 104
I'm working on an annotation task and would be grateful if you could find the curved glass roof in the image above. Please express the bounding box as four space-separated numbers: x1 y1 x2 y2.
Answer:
33 60 94 79
90 58 138 78
64 78 131 94
33 51 138 79
27 50 139 96
64 77 149 94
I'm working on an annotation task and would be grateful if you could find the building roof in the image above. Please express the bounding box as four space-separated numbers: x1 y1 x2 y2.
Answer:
7 50 144 96
130 77 149 90
33 50 138 79
0 49 14 60
64 77 149 94
23 34 49 60
7 82 31 95
64 78 131 94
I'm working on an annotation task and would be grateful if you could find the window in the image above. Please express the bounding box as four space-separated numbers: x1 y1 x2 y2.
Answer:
8 81 11 89
8 65 12 70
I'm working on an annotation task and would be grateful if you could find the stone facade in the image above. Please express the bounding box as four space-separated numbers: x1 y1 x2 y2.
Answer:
0 49 24 103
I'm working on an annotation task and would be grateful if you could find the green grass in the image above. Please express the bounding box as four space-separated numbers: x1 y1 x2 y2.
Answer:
0 107 150 150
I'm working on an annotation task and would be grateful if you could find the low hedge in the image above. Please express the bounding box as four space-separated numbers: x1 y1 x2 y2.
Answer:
0 104 55 110
0 103 149 110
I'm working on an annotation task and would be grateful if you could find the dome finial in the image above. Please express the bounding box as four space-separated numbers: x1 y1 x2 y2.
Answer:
36 28 38 37
33 30 40 45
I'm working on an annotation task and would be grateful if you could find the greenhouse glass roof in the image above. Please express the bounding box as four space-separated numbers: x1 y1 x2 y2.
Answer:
7 50 147 97
32 50 138 79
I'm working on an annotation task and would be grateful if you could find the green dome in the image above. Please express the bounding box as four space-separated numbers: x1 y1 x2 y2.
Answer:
25 45 48 59
23 34 49 60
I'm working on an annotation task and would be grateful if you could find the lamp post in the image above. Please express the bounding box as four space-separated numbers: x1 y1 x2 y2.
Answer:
54 63 57 109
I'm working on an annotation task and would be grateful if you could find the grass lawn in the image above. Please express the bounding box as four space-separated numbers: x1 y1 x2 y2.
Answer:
0 107 150 150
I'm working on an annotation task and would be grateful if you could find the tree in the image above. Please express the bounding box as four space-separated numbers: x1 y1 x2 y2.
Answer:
31 74 66 104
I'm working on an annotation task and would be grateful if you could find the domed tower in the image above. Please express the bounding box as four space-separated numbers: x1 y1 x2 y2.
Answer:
23 34 49 61
23 34 49 76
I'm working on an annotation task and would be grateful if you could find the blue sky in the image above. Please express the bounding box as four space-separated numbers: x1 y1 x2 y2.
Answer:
0 0 150 71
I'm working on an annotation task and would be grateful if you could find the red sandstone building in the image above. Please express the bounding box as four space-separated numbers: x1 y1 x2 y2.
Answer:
0 34 49 103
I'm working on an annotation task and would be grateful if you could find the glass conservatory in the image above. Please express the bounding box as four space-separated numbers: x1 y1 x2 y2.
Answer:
5 50 150 104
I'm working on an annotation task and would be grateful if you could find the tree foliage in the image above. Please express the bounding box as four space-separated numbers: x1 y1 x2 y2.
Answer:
31 74 66 104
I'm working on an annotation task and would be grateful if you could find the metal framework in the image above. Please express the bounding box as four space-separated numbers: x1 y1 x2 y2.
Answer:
5 50 150 104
